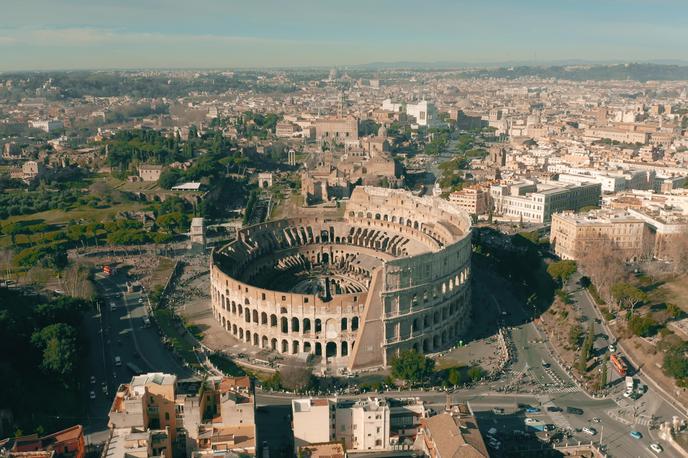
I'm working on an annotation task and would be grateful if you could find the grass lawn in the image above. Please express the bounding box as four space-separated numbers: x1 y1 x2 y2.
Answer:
3 201 148 226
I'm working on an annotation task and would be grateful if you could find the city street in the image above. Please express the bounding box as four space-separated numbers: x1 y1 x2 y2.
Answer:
82 271 192 436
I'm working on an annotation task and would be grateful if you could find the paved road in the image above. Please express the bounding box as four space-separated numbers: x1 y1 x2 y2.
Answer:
82 272 192 437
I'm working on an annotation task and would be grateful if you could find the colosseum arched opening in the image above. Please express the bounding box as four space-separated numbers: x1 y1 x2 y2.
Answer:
210 187 473 371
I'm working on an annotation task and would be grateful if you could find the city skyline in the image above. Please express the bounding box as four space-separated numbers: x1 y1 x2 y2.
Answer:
1 0 688 71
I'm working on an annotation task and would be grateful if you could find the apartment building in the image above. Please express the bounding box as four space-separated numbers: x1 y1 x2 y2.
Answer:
315 117 358 143
406 101 437 127
275 121 299 138
551 210 650 261
4 425 85 458
584 127 649 144
449 187 490 215
293 397 403 452
418 404 489 458
550 165 655 193
627 207 688 261
337 398 389 451
105 373 256 458
490 180 601 223
28 119 63 133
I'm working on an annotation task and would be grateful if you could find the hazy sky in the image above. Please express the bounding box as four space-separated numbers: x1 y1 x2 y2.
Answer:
1 0 687 71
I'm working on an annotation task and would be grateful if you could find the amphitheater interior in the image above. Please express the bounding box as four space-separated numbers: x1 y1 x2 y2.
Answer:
210 186 473 371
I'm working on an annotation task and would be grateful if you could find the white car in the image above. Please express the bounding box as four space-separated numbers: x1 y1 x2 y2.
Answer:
623 389 633 398
582 427 597 435
110 302 117 311
649 443 663 453
89 391 96 400
524 418 538 425
90 375 96 384
114 356 122 366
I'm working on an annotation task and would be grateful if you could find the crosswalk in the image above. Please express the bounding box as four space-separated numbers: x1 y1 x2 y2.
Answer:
539 396 573 430
540 385 579 394
635 416 652 427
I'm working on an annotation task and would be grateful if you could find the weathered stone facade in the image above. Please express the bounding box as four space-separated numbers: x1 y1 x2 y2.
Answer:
210 187 472 371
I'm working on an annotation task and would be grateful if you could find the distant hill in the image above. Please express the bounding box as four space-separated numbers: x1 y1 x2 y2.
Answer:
456 63 688 82
352 62 688 81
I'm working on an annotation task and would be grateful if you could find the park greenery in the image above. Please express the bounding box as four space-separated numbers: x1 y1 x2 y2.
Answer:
547 260 577 286
0 194 195 269
390 349 435 383
0 287 91 434
611 282 648 316
663 341 688 387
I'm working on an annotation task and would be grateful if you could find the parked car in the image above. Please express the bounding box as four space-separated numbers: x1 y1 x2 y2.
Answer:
547 406 562 413
524 418 538 425
566 406 584 415
582 427 597 435
525 407 541 414
492 407 505 415
630 431 642 440
649 443 663 453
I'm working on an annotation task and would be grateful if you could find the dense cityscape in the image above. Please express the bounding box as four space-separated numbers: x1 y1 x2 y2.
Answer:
2 2 688 458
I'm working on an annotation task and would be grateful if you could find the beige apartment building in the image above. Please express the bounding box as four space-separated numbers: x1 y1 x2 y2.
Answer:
584 127 649 144
106 373 256 458
292 396 426 452
449 187 490 216
315 117 358 144
418 404 489 458
551 210 650 261
551 207 688 262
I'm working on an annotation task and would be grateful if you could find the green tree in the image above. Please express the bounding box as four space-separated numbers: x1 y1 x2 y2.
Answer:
158 168 181 189
467 365 484 382
628 315 658 337
390 350 435 383
547 260 577 285
663 342 688 381
447 367 464 386
568 323 583 347
31 323 80 383
611 282 648 316
358 119 381 137
601 355 608 387
666 303 684 320
157 211 189 234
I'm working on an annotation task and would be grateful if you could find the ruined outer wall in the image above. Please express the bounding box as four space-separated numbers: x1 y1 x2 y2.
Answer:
346 187 473 370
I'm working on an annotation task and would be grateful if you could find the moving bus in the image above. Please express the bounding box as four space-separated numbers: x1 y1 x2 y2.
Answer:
610 354 628 376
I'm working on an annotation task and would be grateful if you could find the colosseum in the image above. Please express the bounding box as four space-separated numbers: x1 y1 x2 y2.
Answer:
209 186 473 371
